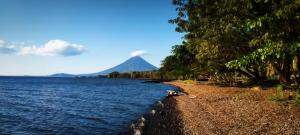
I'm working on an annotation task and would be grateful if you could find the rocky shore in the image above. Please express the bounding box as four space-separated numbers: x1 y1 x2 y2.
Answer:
128 86 184 135
129 81 300 135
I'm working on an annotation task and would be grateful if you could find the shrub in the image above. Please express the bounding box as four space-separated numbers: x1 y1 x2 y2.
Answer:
270 86 284 101
295 94 300 107
276 84 284 91
270 87 287 105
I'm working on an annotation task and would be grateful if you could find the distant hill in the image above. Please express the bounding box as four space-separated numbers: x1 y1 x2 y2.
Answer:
49 56 158 77
82 56 158 76
49 73 76 77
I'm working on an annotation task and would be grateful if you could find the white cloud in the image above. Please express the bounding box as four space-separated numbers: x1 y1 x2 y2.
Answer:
0 40 5 45
131 50 147 57
18 40 85 56
0 39 85 56
0 39 17 54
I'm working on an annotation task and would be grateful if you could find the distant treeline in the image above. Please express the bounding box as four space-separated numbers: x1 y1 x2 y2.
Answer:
107 70 163 80
158 0 300 89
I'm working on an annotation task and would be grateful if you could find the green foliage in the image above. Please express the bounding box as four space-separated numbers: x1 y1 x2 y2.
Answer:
162 0 300 87
226 42 300 69
160 44 198 80
270 88 287 105
182 79 195 84
269 85 300 106
107 70 161 79
295 94 300 107
276 84 284 91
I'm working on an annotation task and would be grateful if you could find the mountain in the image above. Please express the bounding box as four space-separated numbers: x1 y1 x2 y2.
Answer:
48 56 158 77
83 56 158 76
49 73 76 77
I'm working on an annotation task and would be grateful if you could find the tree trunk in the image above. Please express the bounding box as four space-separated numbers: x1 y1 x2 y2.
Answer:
279 53 292 84
296 54 300 85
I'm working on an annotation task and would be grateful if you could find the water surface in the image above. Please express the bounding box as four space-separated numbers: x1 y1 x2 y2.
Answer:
0 77 174 135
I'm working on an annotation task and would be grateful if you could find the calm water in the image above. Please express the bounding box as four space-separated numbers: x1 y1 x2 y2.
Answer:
0 77 175 135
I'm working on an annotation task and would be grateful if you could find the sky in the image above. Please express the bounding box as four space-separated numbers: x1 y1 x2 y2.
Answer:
0 0 182 76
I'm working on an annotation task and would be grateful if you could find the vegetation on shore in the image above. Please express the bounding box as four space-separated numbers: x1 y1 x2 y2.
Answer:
160 0 300 91
107 70 162 79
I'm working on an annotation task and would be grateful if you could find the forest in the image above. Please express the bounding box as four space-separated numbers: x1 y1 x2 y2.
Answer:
159 0 300 90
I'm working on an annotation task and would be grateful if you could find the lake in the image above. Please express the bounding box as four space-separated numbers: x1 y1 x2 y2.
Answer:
0 77 174 135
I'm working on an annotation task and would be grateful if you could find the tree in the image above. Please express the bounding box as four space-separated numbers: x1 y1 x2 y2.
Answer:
226 0 300 85
164 0 300 87
160 43 198 79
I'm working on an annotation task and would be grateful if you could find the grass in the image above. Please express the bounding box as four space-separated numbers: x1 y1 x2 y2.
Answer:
182 79 196 84
269 84 300 107
269 85 288 106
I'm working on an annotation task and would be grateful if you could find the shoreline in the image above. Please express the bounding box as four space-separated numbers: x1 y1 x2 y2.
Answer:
127 83 184 135
129 80 300 135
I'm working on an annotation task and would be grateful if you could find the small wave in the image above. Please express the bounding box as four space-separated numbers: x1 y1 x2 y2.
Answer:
0 77 176 134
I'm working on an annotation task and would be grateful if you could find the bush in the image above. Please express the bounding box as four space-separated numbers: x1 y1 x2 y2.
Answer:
295 94 300 107
270 92 284 102
270 87 287 105
276 84 284 91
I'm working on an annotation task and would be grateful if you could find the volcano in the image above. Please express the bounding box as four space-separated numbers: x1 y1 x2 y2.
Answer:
82 56 158 76
49 56 158 77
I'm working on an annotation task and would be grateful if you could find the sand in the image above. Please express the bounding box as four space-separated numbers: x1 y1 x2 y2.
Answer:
141 81 300 135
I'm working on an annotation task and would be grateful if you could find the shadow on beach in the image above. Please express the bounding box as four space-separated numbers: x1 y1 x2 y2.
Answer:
142 97 184 135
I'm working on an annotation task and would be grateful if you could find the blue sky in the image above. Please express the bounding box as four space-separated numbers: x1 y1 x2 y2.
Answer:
0 0 182 76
